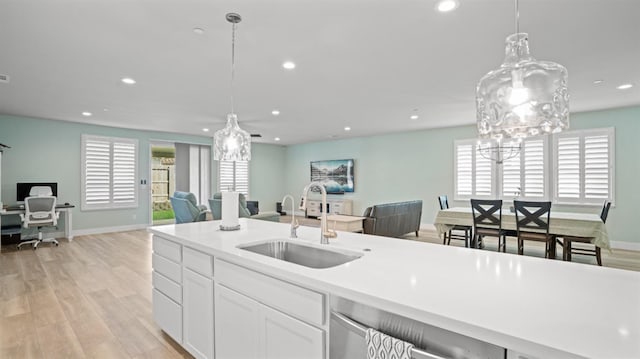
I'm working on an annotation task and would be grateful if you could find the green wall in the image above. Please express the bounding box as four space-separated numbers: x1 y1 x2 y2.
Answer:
0 115 285 232
283 106 640 247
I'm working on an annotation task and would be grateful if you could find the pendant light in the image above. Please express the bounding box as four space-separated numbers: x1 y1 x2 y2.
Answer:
476 0 569 141
213 13 251 162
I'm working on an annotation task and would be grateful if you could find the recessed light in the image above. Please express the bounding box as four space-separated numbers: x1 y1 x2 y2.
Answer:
271 110 280 116
193 27 205 35
274 137 281 141
121 77 136 85
202 128 210 132
82 112 92 117
593 79 604 84
410 115 419 120
103 108 109 112
436 0 459 12
282 61 296 70
617 83 633 90
344 126 351 131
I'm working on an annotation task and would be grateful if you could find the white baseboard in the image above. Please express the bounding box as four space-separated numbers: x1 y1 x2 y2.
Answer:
72 223 149 237
420 223 436 231
609 241 640 251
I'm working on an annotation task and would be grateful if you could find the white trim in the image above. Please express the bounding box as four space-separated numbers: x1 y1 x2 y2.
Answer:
609 241 640 252
72 223 148 237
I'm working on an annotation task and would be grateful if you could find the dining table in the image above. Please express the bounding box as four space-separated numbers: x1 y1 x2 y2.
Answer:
434 207 610 256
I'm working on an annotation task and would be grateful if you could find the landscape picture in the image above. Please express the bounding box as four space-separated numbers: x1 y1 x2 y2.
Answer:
310 159 355 193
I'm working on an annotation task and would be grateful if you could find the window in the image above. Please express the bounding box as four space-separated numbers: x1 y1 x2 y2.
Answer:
453 127 614 205
454 139 495 199
81 135 138 210
553 128 615 205
501 137 548 199
218 161 249 197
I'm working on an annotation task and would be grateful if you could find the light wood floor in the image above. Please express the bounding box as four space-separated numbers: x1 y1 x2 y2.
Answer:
0 232 192 359
0 224 638 359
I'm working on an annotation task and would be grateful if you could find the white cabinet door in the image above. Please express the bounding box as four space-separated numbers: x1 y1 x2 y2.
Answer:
262 304 325 359
183 268 214 359
214 283 325 359
214 284 261 359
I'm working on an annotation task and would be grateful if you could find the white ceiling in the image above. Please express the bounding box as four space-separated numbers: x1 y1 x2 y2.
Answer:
0 0 638 145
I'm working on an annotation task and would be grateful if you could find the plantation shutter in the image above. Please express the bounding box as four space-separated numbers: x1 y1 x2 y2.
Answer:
455 143 473 197
474 148 493 196
502 152 521 198
554 128 614 204
218 161 249 197
82 135 138 210
454 140 494 199
556 136 580 199
584 133 610 200
523 139 545 198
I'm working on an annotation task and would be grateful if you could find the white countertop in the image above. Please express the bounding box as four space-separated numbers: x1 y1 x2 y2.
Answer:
149 218 640 358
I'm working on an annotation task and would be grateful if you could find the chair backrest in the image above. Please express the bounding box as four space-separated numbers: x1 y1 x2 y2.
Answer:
30 186 53 197
470 199 503 230
170 191 202 224
23 196 57 228
600 201 611 223
438 195 449 210
514 200 552 234
209 192 252 220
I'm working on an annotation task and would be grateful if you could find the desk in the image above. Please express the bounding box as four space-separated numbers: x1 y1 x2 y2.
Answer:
326 214 366 233
434 207 609 250
1 204 75 242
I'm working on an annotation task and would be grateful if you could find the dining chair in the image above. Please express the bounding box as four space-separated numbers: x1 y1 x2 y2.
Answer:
561 201 611 266
514 200 555 258
438 195 472 247
470 199 506 251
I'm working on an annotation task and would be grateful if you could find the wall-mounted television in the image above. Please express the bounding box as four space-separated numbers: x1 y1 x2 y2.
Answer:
310 159 355 194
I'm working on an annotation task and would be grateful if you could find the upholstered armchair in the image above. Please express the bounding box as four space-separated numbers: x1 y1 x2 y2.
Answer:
209 193 280 222
170 191 208 224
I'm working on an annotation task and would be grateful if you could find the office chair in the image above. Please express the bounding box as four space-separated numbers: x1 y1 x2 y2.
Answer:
18 186 60 250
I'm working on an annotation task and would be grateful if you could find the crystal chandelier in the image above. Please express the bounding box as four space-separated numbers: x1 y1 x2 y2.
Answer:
476 0 569 141
213 13 251 162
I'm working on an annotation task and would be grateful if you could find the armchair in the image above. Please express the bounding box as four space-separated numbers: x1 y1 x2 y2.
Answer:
170 191 208 224
209 193 280 222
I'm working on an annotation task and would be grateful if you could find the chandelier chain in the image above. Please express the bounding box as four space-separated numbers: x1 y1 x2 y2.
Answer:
230 21 237 115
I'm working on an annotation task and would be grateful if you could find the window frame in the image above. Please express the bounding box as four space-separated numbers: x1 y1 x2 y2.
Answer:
552 127 615 206
453 127 615 206
81 134 139 211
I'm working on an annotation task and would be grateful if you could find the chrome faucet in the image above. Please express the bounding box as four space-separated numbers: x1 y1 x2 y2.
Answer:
301 182 337 244
281 194 299 238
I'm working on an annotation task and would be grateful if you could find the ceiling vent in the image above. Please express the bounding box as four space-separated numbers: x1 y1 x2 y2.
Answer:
0 74 9 83
250 133 262 138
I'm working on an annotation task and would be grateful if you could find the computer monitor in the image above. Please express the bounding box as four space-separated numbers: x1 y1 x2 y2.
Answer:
16 182 58 202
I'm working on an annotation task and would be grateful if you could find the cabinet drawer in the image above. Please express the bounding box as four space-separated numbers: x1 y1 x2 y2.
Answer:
153 289 182 343
183 247 213 278
152 253 182 283
153 271 181 304
153 236 181 263
216 259 325 326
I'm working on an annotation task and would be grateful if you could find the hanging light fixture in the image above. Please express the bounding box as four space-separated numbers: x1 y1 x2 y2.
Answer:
477 138 522 164
476 0 569 141
213 13 251 162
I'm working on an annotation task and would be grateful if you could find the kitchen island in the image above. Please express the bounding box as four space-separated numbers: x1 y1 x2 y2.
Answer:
149 218 640 359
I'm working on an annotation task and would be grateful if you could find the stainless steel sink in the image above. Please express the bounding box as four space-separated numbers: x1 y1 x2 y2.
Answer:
238 240 362 269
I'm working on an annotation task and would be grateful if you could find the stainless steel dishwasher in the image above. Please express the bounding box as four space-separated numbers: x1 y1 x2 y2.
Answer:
330 297 506 359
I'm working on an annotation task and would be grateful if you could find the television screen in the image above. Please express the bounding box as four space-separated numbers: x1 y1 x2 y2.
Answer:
17 182 58 201
310 159 354 193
